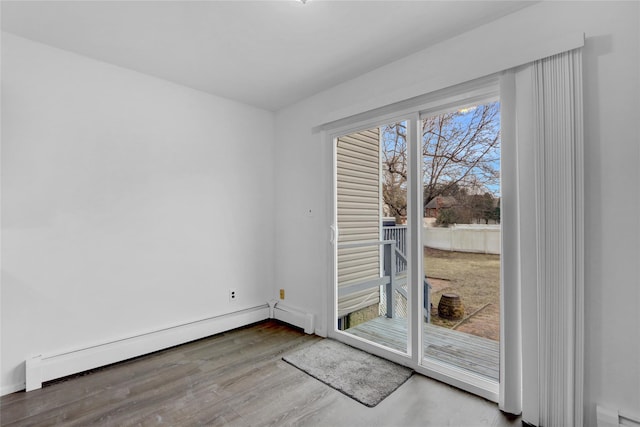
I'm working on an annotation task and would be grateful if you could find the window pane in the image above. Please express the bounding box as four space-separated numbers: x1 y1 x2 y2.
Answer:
336 121 410 355
422 101 501 381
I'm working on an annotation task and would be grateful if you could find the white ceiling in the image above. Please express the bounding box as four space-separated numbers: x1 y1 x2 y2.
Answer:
1 1 535 111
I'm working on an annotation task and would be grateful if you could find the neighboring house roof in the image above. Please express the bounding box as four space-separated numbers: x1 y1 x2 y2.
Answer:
425 196 458 209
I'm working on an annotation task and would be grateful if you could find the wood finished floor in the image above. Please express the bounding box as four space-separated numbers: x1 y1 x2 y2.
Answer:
1 321 520 426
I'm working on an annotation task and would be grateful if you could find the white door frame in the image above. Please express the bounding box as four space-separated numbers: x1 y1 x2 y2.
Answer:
325 86 503 402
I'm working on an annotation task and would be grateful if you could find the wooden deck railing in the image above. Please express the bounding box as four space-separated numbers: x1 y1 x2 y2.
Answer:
338 235 430 322
382 225 430 321
338 240 398 319
382 225 407 273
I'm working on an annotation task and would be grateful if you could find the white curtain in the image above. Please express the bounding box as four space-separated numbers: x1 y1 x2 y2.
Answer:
533 48 584 427
505 48 584 425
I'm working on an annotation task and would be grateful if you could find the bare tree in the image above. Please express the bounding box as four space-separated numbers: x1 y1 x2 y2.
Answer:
381 122 408 221
422 102 500 207
380 102 500 220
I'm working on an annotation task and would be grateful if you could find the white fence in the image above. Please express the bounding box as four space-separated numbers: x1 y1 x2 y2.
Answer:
423 224 501 255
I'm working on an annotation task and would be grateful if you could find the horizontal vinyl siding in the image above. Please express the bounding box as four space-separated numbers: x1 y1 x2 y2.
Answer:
338 290 380 318
336 128 381 317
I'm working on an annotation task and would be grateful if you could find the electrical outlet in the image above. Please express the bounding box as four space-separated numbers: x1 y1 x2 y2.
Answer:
279 289 285 299
229 289 237 302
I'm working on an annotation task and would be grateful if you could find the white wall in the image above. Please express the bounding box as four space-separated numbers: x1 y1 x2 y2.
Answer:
1 33 276 393
274 2 639 425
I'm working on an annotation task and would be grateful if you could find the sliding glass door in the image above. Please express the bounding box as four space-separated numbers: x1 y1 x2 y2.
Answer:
335 121 411 355
330 82 503 401
421 100 501 382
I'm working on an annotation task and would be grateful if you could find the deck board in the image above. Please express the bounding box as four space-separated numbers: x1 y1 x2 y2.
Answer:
346 316 499 381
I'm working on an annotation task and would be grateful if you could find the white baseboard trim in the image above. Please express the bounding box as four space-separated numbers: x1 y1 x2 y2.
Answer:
25 305 270 392
1 383 26 396
271 301 315 334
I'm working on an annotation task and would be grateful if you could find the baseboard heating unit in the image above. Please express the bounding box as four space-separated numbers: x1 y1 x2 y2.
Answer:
597 405 640 427
22 302 316 393
25 305 270 392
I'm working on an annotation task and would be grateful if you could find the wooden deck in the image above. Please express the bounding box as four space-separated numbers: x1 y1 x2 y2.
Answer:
346 316 499 381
